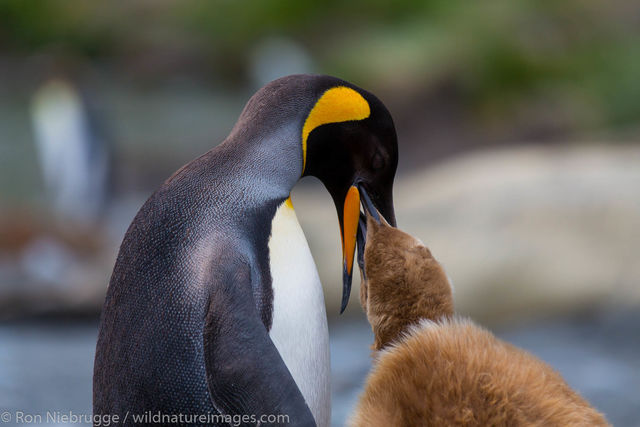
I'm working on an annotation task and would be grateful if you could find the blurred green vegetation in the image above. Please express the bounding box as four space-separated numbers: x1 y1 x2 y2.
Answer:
0 0 639 130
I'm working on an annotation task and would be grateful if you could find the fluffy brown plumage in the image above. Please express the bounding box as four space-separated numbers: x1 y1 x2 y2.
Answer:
350 214 609 426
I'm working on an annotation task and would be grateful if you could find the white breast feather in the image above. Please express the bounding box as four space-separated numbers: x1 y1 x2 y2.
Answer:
268 199 331 427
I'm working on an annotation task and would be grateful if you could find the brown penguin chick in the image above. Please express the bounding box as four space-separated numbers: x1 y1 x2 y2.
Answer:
350 208 609 427
357 213 454 351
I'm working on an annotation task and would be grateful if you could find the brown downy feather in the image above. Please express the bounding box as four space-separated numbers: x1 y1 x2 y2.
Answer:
359 215 454 351
351 214 609 426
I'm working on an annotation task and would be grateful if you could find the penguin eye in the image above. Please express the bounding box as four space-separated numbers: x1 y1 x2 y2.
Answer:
371 151 385 170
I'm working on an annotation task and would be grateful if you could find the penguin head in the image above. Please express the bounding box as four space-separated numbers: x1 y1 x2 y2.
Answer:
300 77 398 313
229 75 398 313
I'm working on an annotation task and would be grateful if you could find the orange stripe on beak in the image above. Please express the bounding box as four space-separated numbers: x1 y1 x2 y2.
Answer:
342 185 360 276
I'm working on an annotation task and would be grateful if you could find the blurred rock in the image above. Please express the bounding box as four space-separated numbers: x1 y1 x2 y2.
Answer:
293 143 640 323
0 212 114 319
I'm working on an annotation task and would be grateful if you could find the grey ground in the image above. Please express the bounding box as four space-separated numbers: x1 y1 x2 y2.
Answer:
1 310 638 426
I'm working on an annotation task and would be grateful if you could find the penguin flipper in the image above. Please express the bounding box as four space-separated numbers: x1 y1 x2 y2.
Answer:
203 260 316 426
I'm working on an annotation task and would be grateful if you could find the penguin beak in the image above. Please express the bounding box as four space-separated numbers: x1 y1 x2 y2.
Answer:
340 185 360 313
340 184 395 313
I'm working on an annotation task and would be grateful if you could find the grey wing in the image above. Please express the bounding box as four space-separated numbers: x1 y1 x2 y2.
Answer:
203 258 316 427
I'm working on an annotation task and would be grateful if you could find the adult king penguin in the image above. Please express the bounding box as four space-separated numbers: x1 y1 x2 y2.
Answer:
94 75 398 426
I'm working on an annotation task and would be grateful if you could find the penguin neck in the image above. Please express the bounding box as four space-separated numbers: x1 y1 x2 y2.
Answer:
221 121 303 206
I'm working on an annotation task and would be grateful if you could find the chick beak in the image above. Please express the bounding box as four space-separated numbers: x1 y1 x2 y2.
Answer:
355 186 384 282
359 185 382 224
356 213 367 281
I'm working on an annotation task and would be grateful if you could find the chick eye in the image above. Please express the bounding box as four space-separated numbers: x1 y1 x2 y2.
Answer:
371 152 385 170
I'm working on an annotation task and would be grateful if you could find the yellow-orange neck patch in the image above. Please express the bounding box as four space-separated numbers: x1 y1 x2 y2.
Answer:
284 196 294 210
301 86 371 172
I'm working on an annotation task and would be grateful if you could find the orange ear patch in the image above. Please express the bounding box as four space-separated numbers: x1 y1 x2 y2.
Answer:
302 86 371 172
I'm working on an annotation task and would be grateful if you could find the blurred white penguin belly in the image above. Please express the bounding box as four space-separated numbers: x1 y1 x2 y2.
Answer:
268 198 331 427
